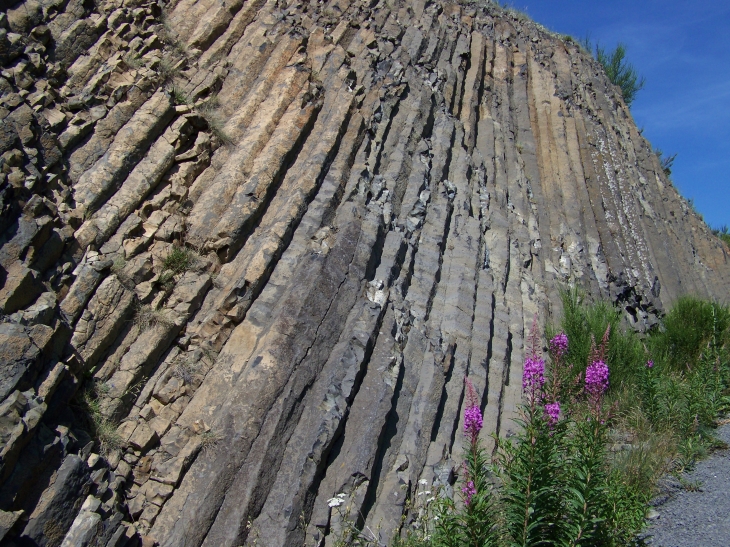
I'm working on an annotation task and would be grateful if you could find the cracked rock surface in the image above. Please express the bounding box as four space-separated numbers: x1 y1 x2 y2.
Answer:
0 0 729 545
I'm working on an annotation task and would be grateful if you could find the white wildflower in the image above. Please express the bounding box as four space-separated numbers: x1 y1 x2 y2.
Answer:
419 479 428 485
327 497 344 507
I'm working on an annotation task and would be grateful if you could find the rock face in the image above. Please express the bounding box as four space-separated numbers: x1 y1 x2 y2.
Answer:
0 0 729 545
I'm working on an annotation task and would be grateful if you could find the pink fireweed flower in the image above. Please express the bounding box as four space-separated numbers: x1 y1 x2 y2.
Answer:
463 377 483 445
544 401 561 426
462 480 476 506
585 360 609 397
464 405 483 438
522 356 545 392
549 333 569 358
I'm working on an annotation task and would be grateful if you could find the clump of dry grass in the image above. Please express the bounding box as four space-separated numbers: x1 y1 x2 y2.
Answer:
133 302 173 331
197 95 233 145
198 430 223 453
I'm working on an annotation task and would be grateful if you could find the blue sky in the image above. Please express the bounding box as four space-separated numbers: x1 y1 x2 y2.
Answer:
504 0 730 229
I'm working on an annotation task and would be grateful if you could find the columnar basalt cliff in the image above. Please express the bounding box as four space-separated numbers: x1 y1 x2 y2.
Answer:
1 0 729 545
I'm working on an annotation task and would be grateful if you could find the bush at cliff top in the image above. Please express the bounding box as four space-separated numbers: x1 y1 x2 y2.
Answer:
580 38 645 107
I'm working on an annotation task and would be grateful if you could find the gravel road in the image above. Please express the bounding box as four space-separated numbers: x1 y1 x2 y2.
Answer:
641 423 730 546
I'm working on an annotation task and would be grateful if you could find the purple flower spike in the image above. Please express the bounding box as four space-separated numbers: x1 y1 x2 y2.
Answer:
585 360 610 397
464 405 483 437
463 377 483 445
522 356 545 392
549 333 569 358
545 401 561 425
462 480 476 506
646 360 654 369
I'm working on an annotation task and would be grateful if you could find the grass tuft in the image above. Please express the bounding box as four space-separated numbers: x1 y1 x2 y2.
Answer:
111 254 126 274
133 302 173 331
168 84 190 106
197 96 233 145
124 52 144 70
162 246 197 275
159 10 190 57
78 382 124 455
198 430 223 453
159 55 183 84
172 358 198 385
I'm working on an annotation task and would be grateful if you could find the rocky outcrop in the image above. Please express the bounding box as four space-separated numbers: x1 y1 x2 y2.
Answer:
1 0 729 545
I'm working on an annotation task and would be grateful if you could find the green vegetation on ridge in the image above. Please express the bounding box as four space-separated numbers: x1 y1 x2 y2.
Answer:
712 225 730 247
579 37 645 107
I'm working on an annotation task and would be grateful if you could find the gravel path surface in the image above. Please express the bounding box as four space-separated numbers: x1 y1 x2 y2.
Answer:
641 423 730 546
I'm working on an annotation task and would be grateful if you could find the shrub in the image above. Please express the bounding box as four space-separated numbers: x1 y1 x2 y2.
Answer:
650 296 729 371
598 43 645 106
654 149 678 178
581 37 645 107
